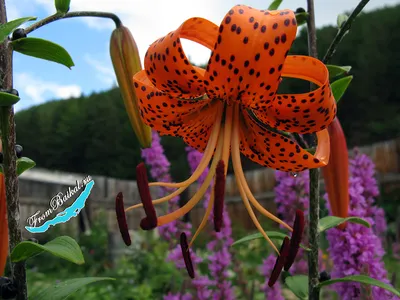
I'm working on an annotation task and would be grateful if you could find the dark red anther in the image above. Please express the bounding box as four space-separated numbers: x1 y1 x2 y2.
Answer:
268 237 290 287
284 210 305 271
214 160 226 232
140 217 157 230
115 192 132 246
136 162 157 229
180 232 195 279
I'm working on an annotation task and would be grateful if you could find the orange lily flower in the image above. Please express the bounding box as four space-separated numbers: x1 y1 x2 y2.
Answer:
322 117 349 229
120 5 336 268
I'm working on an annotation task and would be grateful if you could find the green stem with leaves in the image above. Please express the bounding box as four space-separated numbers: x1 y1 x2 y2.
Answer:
0 2 28 300
25 11 122 35
306 0 321 299
322 0 370 64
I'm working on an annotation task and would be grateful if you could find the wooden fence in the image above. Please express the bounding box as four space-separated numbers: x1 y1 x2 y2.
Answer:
17 137 400 242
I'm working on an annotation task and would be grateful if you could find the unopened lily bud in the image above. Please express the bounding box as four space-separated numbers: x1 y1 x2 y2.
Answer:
322 117 349 229
54 0 70 14
110 25 152 148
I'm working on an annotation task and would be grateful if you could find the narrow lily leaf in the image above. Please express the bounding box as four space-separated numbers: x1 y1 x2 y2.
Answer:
0 17 36 43
55 0 70 13
295 12 308 26
11 236 84 264
285 275 309 299
318 275 400 297
232 231 311 251
30 277 115 300
337 13 349 28
11 37 74 69
319 216 370 233
268 0 283 10
327 65 352 80
17 157 35 175
331 75 353 103
0 91 20 106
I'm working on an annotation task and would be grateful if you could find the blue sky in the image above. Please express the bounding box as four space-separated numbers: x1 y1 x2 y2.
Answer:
6 0 400 112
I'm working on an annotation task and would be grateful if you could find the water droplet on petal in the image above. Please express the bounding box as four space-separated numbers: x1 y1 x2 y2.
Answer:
289 172 298 178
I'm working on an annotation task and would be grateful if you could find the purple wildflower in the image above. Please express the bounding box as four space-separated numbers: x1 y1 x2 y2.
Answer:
326 151 396 300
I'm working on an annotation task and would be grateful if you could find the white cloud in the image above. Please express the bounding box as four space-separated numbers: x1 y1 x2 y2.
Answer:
84 54 116 85
15 73 81 104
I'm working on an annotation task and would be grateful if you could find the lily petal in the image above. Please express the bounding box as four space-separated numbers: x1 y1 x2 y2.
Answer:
239 110 330 172
204 5 297 106
322 117 349 227
133 71 220 151
143 17 218 99
253 55 336 134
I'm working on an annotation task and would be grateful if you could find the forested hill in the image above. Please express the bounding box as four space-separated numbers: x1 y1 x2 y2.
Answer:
15 5 400 180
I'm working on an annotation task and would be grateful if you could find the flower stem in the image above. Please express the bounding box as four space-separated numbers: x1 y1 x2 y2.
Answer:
322 0 370 64
25 11 122 35
306 0 321 299
0 2 27 299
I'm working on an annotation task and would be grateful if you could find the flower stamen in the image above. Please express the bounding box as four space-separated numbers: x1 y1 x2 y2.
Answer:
180 232 195 278
214 160 226 232
155 131 224 227
136 162 157 229
115 192 132 246
284 209 305 271
124 105 223 214
268 236 290 287
231 104 289 254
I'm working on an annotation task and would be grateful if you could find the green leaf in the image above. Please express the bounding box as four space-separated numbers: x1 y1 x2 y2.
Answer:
0 91 20 106
327 65 352 80
11 236 84 264
55 0 71 13
268 0 283 10
318 275 400 297
30 277 115 300
285 275 309 299
331 76 353 103
337 13 349 28
17 157 36 175
295 12 309 26
0 17 37 43
232 231 311 251
319 216 370 233
11 37 74 69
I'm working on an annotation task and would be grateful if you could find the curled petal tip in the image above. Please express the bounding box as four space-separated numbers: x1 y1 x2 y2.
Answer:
110 25 152 148
284 210 305 271
268 236 290 287
180 232 195 279
214 160 226 232
115 192 132 246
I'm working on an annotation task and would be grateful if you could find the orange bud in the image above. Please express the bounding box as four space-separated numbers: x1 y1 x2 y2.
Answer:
110 25 152 148
0 173 8 276
322 117 349 229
